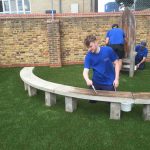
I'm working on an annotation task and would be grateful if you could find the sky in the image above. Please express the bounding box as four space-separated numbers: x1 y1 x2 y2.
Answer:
98 0 115 12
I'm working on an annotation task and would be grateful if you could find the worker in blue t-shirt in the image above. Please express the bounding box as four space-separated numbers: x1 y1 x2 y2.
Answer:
105 24 125 71
83 35 120 101
135 41 148 70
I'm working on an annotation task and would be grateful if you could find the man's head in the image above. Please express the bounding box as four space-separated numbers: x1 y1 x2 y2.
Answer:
84 35 98 53
112 24 119 28
140 41 147 47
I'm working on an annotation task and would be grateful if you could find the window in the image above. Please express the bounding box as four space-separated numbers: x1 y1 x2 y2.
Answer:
0 0 31 14
11 0 17 13
0 1 2 12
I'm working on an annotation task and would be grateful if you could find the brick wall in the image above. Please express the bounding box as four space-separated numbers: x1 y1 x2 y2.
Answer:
59 15 120 65
0 12 150 68
135 15 150 59
0 16 50 67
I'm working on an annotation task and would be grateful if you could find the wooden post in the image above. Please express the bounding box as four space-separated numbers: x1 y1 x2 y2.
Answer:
110 102 121 120
129 54 135 77
121 7 136 77
65 97 77 112
45 92 56 106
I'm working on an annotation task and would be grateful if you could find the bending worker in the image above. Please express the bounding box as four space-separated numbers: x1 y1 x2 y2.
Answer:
105 24 126 70
83 35 120 102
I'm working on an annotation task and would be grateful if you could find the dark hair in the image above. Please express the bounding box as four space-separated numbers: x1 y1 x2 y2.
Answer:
112 24 119 28
84 35 96 47
140 41 147 47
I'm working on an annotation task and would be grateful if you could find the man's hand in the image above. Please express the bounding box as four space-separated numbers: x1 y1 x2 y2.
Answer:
136 63 140 68
137 57 146 68
113 79 119 88
86 79 93 86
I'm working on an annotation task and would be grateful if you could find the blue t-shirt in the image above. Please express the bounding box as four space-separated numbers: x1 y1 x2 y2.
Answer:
84 46 118 86
135 45 148 60
106 28 125 44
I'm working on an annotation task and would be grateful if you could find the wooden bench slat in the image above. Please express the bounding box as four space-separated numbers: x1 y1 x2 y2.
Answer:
133 92 150 99
133 93 150 104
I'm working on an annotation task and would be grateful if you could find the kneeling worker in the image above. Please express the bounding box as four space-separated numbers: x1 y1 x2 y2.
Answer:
135 41 148 70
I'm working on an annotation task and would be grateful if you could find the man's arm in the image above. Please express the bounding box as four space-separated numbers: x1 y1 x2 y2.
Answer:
113 59 120 88
137 57 146 68
83 68 93 86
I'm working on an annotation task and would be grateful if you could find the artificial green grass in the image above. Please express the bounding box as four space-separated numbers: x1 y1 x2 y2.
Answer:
34 63 150 92
0 63 150 150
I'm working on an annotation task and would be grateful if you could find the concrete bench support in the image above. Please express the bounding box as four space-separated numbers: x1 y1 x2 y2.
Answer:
27 85 37 97
65 97 77 112
110 102 121 120
143 104 150 120
45 92 56 106
24 83 28 91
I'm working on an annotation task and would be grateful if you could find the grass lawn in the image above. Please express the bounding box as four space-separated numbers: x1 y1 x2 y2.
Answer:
0 63 150 150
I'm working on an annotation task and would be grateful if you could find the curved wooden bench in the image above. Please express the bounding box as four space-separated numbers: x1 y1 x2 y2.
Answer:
20 67 150 120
